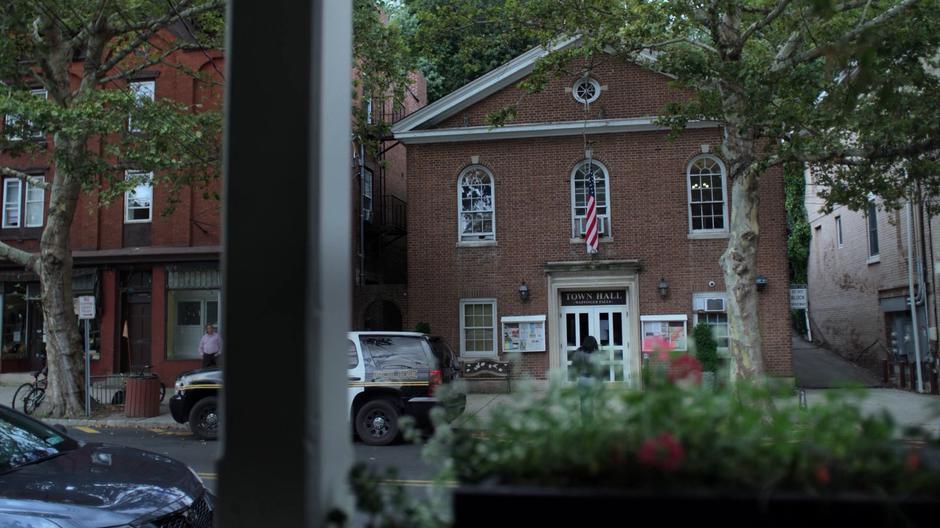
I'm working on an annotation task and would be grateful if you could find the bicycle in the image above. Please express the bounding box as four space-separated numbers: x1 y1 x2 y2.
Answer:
12 367 47 414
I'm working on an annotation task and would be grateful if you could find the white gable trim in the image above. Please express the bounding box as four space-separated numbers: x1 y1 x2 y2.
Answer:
394 117 722 144
392 36 581 134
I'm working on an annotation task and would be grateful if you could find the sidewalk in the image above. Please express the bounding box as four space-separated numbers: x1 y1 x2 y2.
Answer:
0 380 188 431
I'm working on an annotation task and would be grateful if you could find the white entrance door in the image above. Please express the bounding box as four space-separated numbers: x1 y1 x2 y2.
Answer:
561 304 630 382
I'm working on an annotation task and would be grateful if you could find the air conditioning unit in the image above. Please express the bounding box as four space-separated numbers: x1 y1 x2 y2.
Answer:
575 216 607 237
693 296 726 313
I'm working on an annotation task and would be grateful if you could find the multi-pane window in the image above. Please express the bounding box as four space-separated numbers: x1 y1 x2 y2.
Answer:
572 77 601 104
128 80 155 132
697 312 729 350
458 165 494 241
2 179 45 229
688 155 728 233
867 201 879 258
124 170 153 223
571 160 609 238
460 299 496 356
4 88 48 140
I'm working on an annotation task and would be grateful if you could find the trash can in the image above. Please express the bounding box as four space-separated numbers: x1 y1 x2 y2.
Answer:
125 375 160 418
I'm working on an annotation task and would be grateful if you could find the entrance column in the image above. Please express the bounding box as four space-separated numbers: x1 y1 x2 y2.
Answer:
219 0 352 526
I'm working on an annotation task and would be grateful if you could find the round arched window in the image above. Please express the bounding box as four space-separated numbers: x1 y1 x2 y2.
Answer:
572 77 601 104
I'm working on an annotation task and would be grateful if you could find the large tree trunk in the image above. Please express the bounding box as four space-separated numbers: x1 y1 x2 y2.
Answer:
720 131 766 380
37 137 85 417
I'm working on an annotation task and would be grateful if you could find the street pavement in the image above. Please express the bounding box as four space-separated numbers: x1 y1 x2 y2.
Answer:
65 426 431 495
791 334 882 388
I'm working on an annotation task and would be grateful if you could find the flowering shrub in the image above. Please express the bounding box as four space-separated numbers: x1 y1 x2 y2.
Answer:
427 355 940 497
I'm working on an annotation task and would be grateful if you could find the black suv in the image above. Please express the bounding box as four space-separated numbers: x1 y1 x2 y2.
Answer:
348 332 465 446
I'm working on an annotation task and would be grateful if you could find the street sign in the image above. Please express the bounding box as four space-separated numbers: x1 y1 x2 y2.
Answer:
789 287 808 310
78 295 96 320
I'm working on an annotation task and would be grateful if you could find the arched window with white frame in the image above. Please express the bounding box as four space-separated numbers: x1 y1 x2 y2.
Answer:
687 155 728 234
458 165 495 242
570 160 610 239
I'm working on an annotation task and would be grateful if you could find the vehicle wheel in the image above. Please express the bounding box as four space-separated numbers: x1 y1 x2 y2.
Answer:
189 396 219 441
355 399 399 446
12 383 33 411
23 388 44 415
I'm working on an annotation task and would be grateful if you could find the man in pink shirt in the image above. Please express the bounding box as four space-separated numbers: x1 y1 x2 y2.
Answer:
199 324 222 368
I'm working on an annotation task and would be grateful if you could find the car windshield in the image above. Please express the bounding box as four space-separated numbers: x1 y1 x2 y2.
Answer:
0 407 80 473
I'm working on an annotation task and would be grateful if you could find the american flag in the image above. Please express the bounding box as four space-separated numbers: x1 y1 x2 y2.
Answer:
585 164 599 254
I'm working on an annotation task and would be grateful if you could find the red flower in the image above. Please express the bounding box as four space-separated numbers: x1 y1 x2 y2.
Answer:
642 336 674 362
636 433 685 471
815 465 830 484
668 355 703 385
905 449 922 471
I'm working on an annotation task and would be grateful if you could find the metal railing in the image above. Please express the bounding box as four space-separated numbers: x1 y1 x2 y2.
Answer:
89 374 128 408
381 195 406 232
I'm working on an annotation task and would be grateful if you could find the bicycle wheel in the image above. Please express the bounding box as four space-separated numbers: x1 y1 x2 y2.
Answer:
159 382 166 403
12 383 34 411
23 387 44 415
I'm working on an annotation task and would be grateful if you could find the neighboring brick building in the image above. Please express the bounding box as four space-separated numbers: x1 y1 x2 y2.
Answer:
393 43 793 385
352 73 427 331
0 28 223 386
806 172 939 378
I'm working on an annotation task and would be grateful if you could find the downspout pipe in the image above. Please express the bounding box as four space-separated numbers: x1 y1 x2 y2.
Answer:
908 200 925 393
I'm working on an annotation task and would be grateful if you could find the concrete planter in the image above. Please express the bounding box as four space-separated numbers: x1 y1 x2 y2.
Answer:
453 484 940 526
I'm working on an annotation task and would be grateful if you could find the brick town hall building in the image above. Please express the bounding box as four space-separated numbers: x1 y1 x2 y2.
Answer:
393 42 793 384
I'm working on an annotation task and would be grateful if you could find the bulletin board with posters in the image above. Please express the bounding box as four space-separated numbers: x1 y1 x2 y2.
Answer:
640 314 688 352
501 315 546 353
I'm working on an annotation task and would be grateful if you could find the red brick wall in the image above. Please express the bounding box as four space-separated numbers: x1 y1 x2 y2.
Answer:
437 60 691 129
404 55 791 379
405 132 791 379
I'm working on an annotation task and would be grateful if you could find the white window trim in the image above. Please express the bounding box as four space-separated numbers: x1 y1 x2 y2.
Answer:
2 179 22 229
691 293 730 357
124 170 154 224
835 216 843 248
5 88 48 141
24 180 44 228
572 77 601 104
457 165 496 242
866 201 879 259
570 159 611 239
459 298 498 358
128 80 155 132
687 154 729 235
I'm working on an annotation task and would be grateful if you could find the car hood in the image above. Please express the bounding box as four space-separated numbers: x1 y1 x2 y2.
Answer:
0 443 206 528
177 368 222 385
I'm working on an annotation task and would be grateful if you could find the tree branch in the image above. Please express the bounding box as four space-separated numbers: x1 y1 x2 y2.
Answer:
741 0 794 45
641 37 719 55
0 239 39 271
769 136 940 168
99 43 187 84
98 0 223 79
770 0 920 73
0 166 50 189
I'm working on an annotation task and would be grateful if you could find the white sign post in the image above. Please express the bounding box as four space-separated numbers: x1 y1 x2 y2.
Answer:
78 296 95 416
789 286 811 342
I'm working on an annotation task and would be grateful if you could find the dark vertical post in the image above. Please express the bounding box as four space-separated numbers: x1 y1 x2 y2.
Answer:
219 1 352 526
882 358 889 385
900 360 907 389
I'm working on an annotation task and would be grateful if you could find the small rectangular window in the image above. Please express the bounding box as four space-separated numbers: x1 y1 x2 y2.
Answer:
2 180 22 229
867 201 879 257
460 299 497 357
835 216 843 248
124 171 153 223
